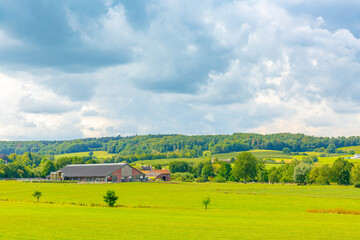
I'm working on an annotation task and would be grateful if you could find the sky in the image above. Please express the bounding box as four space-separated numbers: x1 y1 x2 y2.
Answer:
1 0 360 140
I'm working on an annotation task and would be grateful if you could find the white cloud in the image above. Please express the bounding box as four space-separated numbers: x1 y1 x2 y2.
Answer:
2 0 360 139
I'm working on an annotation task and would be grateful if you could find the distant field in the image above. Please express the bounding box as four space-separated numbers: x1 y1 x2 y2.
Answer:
1 181 360 239
54 151 115 160
135 150 293 166
339 146 360 153
211 150 293 160
53 149 360 166
135 157 205 165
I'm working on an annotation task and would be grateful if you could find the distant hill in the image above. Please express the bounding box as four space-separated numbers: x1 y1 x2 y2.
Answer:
0 133 359 157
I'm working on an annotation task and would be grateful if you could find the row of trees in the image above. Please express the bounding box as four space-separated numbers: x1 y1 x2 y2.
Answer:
2 133 360 157
167 153 360 186
0 152 100 178
268 158 359 185
168 152 265 183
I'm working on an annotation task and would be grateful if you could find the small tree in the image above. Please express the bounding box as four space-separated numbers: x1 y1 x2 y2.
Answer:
103 190 118 207
32 191 42 202
282 147 291 155
202 197 211 210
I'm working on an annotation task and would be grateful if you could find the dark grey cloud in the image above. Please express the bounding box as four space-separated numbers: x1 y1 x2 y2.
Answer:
0 0 138 72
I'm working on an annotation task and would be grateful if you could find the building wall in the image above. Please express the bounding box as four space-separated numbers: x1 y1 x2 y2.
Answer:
112 168 122 182
156 173 171 181
111 165 145 182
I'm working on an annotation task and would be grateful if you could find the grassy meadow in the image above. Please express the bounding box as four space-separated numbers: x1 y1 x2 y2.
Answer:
1 181 360 239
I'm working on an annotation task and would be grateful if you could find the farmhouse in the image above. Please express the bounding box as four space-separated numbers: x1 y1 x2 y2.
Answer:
49 163 146 182
350 154 360 159
142 169 171 181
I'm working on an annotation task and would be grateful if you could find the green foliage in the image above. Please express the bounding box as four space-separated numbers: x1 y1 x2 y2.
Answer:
282 147 291 155
2 133 360 159
302 155 318 164
212 175 226 182
268 169 279 183
154 164 162 170
201 197 211 210
351 165 360 184
232 152 258 182
339 169 351 185
86 159 98 164
293 162 312 184
218 162 232 180
331 158 353 185
32 191 42 202
103 190 118 207
310 165 331 185
327 143 336 153
169 161 189 173
172 172 194 182
193 162 205 178
354 182 360 188
201 164 215 181
41 160 55 177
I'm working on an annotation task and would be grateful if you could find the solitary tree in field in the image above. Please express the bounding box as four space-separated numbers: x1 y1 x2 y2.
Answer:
32 191 42 202
103 190 118 207
202 197 211 210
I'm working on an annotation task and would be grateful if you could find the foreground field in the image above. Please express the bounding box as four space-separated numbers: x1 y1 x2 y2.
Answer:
1 181 360 239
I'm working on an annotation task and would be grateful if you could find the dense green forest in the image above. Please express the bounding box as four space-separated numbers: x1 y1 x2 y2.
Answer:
1 133 360 157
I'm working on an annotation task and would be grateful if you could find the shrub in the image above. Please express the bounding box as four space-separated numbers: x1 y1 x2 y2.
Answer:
264 159 276 164
195 178 205 182
354 182 360 188
103 190 118 207
211 176 226 182
172 172 194 182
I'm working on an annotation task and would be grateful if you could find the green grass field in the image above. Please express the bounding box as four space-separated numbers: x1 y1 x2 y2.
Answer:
339 146 360 153
1 181 360 239
54 151 115 160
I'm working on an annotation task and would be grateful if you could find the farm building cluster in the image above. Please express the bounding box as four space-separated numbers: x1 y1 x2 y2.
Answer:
48 163 171 183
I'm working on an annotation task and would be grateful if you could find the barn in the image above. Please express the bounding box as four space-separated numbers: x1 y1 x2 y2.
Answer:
143 169 171 181
49 163 146 182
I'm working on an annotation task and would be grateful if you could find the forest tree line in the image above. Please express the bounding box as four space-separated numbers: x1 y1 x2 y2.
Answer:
1 133 360 157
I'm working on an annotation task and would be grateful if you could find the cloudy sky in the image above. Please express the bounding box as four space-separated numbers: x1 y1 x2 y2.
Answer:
1 0 360 140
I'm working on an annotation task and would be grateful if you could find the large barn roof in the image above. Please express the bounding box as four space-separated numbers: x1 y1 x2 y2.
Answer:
58 163 127 177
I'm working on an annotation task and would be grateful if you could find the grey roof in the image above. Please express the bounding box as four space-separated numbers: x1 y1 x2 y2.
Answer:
58 163 127 177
